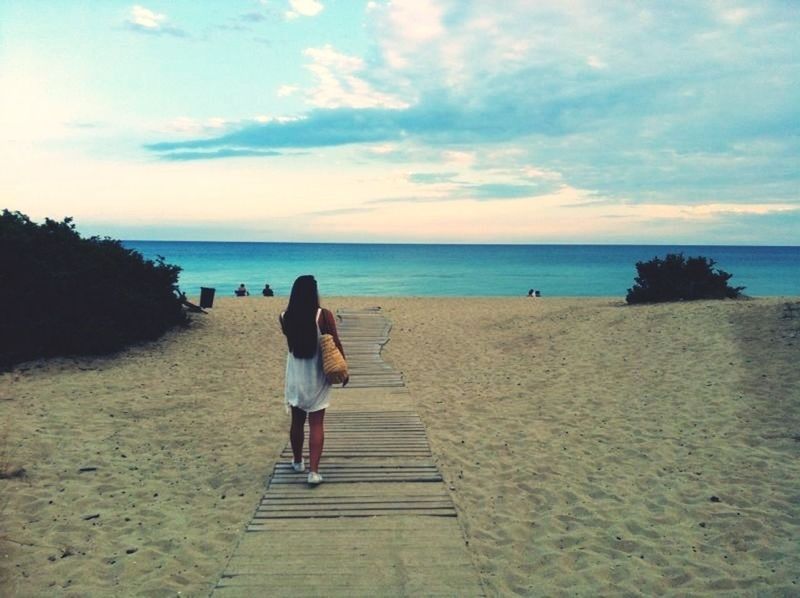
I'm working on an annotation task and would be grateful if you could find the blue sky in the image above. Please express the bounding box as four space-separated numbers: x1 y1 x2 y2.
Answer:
1 1 798 244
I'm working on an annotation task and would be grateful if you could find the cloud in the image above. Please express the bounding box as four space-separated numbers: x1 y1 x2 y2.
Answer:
240 11 268 22
156 148 282 161
586 55 607 69
719 7 753 25
442 150 475 167
304 206 376 217
408 172 459 184
384 0 443 42
463 183 555 201
286 0 324 19
679 203 798 217
277 85 299 97
146 1 800 214
158 116 233 136
67 120 104 130
126 5 186 37
301 45 410 109
385 175 560 204
128 5 164 29
146 109 396 156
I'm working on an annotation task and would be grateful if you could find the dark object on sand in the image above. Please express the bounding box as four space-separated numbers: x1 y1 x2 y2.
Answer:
0 465 27 479
199 287 216 309
626 253 744 304
262 283 274 297
178 293 207 313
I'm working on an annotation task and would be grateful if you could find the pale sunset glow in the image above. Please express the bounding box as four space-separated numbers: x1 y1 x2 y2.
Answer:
0 1 798 243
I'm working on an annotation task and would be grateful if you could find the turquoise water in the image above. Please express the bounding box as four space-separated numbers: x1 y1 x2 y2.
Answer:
123 242 800 298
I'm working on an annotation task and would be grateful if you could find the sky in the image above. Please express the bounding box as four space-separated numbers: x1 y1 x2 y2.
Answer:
0 0 798 244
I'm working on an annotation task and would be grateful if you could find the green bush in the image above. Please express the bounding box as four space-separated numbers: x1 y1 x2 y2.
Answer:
626 253 744 304
0 210 187 367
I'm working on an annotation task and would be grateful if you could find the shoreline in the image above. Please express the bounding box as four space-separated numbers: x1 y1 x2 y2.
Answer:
2 297 799 595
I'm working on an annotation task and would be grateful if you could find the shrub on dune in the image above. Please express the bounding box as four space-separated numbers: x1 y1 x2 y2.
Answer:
626 253 745 304
0 210 187 368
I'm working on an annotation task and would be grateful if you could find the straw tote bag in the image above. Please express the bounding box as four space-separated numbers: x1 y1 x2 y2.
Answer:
320 334 348 384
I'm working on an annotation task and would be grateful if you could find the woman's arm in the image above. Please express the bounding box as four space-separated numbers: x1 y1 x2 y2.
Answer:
279 312 286 335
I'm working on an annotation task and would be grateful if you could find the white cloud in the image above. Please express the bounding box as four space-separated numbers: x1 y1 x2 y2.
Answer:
206 117 227 129
372 0 445 72
302 45 410 109
522 166 563 182
680 203 797 217
587 55 607 69
277 84 299 97
160 116 230 135
441 150 475 167
368 144 397 155
305 45 363 71
286 0 324 19
254 114 305 124
128 5 166 30
386 0 443 42
720 7 752 25
126 5 185 36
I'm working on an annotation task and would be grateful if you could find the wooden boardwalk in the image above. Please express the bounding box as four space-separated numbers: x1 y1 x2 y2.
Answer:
211 309 483 596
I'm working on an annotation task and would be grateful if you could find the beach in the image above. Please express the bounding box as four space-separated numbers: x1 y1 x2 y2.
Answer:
1 296 798 596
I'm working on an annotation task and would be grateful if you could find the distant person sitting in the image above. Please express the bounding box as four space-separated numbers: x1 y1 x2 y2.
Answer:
262 283 274 297
535 290 541 297
235 283 249 297
527 289 534 297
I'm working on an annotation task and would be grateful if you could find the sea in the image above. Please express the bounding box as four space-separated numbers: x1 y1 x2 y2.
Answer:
122 242 800 298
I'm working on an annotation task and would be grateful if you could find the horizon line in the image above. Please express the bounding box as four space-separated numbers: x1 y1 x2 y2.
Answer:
120 239 800 248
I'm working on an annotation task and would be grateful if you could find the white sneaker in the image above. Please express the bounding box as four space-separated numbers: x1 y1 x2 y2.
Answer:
291 459 305 472
307 471 323 485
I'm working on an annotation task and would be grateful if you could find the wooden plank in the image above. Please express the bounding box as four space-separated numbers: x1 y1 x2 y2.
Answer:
274 463 436 470
325 414 418 419
258 503 454 511
281 434 428 440
251 509 455 519
260 497 451 506
270 473 441 481
227 550 469 567
239 515 466 533
258 501 454 512
271 465 438 473
279 450 431 456
270 471 440 480
263 484 449 498
227 551 471 569
269 476 442 484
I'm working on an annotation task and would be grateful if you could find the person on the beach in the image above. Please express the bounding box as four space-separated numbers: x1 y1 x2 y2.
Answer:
279 275 347 485
235 283 249 297
527 289 534 297
262 283 274 297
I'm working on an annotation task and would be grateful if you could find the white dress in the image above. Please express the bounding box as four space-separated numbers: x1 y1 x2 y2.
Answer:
283 308 331 413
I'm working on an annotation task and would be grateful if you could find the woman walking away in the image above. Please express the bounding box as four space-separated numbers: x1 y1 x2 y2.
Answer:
279 275 347 485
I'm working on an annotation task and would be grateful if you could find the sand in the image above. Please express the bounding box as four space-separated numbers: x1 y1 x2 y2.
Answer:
1 296 798 596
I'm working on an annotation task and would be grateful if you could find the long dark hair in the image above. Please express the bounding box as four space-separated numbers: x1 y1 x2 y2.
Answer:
283 275 320 358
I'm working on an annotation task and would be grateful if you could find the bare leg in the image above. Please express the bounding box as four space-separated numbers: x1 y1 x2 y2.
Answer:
290 406 307 463
308 409 326 473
